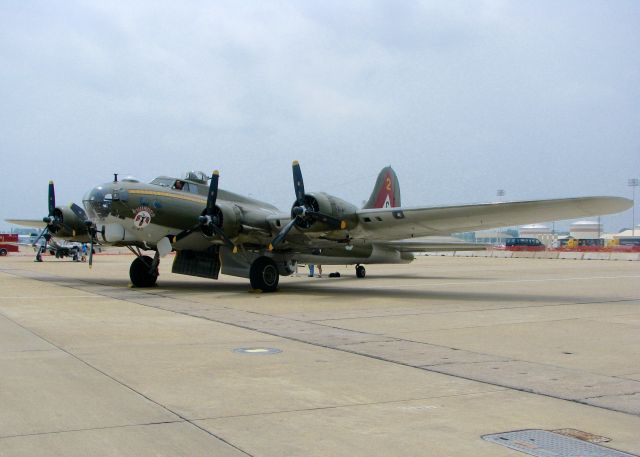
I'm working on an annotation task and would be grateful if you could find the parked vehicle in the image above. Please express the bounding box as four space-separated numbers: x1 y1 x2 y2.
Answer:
499 237 545 251
0 234 19 256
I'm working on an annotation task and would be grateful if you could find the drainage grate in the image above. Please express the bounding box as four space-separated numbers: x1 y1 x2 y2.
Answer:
482 429 638 457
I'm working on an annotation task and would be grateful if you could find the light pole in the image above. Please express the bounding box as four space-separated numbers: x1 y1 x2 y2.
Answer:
630 178 639 236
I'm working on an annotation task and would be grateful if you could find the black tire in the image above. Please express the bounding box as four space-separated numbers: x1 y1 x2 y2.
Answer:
0 248 7 256
356 265 366 278
250 256 279 292
129 255 158 287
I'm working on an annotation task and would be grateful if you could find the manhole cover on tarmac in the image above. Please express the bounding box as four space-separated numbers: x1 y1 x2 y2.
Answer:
233 347 282 355
482 429 638 457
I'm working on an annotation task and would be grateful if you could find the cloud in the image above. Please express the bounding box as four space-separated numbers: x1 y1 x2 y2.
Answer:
0 0 638 230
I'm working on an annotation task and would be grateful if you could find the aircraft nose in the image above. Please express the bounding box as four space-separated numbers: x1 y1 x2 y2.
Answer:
83 183 124 219
84 185 106 205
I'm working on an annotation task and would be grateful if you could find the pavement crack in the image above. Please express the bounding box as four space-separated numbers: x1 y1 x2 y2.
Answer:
584 391 640 401
191 390 508 422
0 306 256 457
0 420 184 441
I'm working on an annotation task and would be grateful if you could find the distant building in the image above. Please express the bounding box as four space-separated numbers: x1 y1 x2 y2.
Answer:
520 223 555 247
475 230 516 245
569 220 601 239
614 226 640 237
606 226 640 246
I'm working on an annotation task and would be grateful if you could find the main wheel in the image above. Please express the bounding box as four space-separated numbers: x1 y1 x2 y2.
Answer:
0 248 7 256
129 255 158 287
250 256 279 292
356 264 366 278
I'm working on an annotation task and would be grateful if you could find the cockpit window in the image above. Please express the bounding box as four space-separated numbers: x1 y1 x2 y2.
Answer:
150 177 174 188
150 176 201 193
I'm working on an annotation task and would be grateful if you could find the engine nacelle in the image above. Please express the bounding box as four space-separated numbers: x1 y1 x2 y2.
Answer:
204 201 241 239
293 192 358 232
51 206 90 241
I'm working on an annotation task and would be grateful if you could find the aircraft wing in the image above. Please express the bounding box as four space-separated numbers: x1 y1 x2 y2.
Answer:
5 219 47 229
353 196 632 241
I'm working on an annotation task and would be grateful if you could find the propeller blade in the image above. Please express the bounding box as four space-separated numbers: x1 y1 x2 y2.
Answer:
205 170 219 216
70 203 87 221
48 181 56 217
32 226 48 247
269 218 298 251
88 238 94 268
173 224 199 243
42 233 50 256
83 221 96 269
210 224 235 249
292 161 305 206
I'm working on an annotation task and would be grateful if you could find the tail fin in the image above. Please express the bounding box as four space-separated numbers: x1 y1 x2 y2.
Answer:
363 166 401 209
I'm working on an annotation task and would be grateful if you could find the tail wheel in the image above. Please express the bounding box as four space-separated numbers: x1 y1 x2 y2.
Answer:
356 264 366 278
250 256 279 292
130 255 159 287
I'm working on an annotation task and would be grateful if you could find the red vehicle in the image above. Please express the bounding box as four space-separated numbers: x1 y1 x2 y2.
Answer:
0 234 19 256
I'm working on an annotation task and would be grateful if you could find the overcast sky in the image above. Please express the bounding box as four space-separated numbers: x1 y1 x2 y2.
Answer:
1 0 639 232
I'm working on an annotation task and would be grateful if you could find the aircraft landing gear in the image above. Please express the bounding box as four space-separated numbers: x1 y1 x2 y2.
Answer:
356 264 366 278
129 255 159 287
250 256 279 292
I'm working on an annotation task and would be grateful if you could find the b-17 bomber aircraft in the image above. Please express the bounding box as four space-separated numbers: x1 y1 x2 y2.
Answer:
7 162 632 291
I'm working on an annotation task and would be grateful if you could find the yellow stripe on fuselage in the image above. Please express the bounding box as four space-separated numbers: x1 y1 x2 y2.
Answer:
128 189 205 204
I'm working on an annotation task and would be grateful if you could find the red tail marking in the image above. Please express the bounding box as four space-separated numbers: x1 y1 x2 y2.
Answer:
373 171 395 208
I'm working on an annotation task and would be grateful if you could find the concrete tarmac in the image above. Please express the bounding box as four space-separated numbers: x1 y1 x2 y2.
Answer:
0 254 639 456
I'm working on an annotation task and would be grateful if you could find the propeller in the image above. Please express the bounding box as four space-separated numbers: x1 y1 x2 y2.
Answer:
269 161 344 251
174 171 235 248
32 181 60 252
